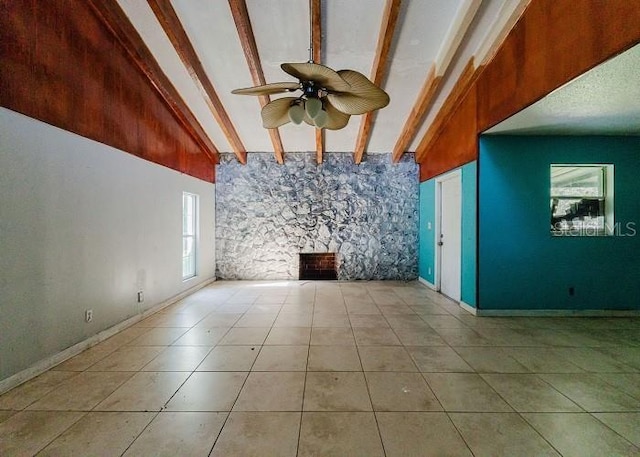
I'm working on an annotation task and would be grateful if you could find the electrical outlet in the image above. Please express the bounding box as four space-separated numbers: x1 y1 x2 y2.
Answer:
85 309 93 323
137 290 144 303
428 267 432 275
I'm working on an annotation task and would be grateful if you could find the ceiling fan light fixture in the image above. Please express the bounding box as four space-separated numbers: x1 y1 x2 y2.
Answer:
305 97 322 119
288 103 305 124
313 109 328 128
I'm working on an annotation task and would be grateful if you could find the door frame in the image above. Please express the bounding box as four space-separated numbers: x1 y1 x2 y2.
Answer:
434 168 462 299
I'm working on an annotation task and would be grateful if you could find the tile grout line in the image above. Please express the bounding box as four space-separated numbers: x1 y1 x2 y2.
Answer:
118 410 162 456
26 409 89 456
295 286 315 457
356 289 387 457
443 410 480 457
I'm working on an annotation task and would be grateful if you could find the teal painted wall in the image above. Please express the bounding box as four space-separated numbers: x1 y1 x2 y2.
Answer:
418 180 435 283
478 136 640 310
418 162 477 307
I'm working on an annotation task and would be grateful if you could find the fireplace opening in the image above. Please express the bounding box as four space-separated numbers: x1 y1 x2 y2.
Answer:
299 253 337 280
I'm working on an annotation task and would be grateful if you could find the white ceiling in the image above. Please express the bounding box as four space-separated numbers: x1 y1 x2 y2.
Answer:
117 0 526 157
486 42 640 136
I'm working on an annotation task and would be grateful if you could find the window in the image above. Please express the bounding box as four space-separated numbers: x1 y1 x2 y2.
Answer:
182 192 198 279
550 164 614 236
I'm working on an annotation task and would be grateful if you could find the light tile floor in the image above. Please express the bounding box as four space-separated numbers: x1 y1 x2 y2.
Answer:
1 281 640 456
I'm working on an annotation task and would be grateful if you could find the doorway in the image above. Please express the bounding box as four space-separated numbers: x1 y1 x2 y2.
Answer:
437 171 461 301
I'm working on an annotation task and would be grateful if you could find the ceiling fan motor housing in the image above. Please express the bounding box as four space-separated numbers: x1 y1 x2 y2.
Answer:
302 81 322 98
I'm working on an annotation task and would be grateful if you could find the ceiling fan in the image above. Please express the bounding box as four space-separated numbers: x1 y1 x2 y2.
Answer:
231 2 390 130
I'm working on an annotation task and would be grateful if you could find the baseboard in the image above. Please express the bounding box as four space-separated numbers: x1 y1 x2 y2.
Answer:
0 277 216 395
474 308 640 317
413 283 636 318
459 301 478 315
417 277 437 290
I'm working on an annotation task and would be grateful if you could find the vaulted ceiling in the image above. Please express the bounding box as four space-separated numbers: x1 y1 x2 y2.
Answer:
116 0 529 164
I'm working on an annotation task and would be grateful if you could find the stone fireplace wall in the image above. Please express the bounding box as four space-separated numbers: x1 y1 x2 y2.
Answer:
215 152 418 280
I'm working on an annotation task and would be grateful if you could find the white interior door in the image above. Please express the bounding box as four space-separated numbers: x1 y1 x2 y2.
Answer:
438 174 462 301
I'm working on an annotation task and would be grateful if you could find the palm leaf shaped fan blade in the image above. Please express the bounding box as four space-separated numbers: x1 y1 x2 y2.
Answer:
232 82 300 96
261 97 298 128
280 62 351 92
327 70 390 115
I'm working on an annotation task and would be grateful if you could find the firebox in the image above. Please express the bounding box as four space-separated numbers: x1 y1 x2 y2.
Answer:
299 253 337 280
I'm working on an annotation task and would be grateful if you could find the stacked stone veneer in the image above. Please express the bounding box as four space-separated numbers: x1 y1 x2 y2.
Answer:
215 152 418 280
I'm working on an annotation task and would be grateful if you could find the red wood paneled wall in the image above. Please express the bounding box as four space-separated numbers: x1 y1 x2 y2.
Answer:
420 87 477 181
419 0 640 182
0 0 215 182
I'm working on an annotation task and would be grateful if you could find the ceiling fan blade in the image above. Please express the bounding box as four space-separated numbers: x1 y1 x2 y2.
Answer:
281 62 351 92
261 97 296 128
326 70 390 115
323 100 351 130
232 82 300 96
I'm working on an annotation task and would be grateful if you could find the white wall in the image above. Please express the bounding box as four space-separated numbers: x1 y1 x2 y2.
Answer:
0 108 216 382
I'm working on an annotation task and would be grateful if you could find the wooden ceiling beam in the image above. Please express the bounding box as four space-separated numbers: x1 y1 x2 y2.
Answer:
414 58 476 163
353 0 401 164
88 0 219 164
311 0 324 164
475 0 531 69
391 0 481 163
147 0 246 164
315 128 324 164
228 0 285 164
391 64 440 163
414 0 528 164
